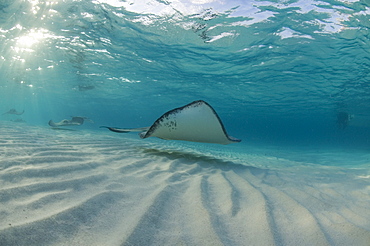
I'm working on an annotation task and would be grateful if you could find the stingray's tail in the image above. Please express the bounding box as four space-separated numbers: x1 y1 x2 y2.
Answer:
100 126 149 133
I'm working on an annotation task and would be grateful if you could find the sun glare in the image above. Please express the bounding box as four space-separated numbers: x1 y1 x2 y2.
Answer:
16 28 48 47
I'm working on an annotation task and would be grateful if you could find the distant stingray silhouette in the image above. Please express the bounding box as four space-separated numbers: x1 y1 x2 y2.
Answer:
2 109 24 115
49 116 93 127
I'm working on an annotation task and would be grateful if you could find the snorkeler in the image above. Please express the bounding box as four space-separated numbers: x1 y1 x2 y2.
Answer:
2 109 24 115
336 112 353 129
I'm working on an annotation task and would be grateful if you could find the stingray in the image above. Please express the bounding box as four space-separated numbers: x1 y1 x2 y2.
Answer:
48 116 92 127
100 100 241 145
2 109 24 115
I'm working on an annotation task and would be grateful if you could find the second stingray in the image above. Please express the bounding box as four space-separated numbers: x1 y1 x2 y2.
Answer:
100 100 241 145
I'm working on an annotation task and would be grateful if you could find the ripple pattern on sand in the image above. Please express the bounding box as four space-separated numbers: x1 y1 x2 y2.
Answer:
0 124 369 246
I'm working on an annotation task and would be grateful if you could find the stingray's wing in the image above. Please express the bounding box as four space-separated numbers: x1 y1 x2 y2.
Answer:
2 109 13 115
48 120 58 127
49 119 81 127
71 117 84 125
100 126 150 133
142 100 241 145
71 116 94 123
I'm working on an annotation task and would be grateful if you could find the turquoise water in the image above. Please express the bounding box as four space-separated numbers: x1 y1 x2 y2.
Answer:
1 0 370 150
1 2 370 244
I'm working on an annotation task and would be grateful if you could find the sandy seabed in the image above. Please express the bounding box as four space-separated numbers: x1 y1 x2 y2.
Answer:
0 122 370 246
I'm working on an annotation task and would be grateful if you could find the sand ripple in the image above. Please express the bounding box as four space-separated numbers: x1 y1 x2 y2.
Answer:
0 124 369 246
